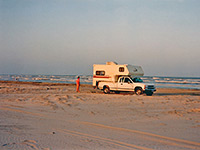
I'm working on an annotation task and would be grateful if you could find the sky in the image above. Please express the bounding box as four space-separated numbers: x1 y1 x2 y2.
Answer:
0 0 200 76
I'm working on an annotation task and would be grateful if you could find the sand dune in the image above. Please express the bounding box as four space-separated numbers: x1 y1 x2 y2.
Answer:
0 81 200 149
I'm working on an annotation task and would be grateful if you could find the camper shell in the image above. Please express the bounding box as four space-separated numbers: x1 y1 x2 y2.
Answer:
93 62 144 86
93 62 156 96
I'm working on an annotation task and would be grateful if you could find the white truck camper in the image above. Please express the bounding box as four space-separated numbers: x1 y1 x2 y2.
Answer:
93 62 156 96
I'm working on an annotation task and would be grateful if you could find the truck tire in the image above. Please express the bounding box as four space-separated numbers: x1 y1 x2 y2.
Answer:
135 87 143 95
103 86 110 94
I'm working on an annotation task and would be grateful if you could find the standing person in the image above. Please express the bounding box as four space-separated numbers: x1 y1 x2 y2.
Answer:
76 76 80 92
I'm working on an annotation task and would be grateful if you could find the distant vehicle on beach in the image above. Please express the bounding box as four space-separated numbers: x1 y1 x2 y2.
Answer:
93 62 156 96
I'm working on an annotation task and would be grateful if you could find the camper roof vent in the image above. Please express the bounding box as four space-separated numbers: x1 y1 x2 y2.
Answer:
106 61 118 65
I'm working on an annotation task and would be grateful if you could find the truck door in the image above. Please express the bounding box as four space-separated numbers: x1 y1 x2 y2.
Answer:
118 77 133 91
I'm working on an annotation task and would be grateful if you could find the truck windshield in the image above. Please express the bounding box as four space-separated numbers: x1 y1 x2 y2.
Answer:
132 77 143 83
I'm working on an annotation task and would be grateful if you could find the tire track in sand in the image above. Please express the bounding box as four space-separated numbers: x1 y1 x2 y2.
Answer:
1 106 200 150
1 106 151 150
80 121 200 149
0 106 45 117
56 128 153 150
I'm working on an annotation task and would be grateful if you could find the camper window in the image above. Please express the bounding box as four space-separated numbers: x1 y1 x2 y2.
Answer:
119 67 124 72
96 71 105 76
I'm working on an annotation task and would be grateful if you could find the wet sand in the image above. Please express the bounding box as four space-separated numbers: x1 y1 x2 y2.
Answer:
0 81 200 150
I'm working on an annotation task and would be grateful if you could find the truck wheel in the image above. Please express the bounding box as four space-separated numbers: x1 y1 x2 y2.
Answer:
103 86 110 94
135 88 143 95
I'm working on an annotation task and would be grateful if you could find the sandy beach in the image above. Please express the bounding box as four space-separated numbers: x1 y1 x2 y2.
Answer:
0 81 200 150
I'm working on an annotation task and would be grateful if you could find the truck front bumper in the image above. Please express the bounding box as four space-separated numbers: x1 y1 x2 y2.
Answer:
144 89 156 93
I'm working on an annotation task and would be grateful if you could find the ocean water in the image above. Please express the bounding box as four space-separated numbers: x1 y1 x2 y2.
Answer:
0 74 199 90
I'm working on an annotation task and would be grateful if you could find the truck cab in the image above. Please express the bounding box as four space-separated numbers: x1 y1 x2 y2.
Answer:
118 76 155 95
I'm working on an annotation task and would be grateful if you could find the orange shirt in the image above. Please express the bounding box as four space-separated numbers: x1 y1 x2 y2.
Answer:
76 78 80 85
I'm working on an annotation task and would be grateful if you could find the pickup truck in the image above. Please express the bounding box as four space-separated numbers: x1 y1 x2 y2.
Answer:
98 76 156 96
